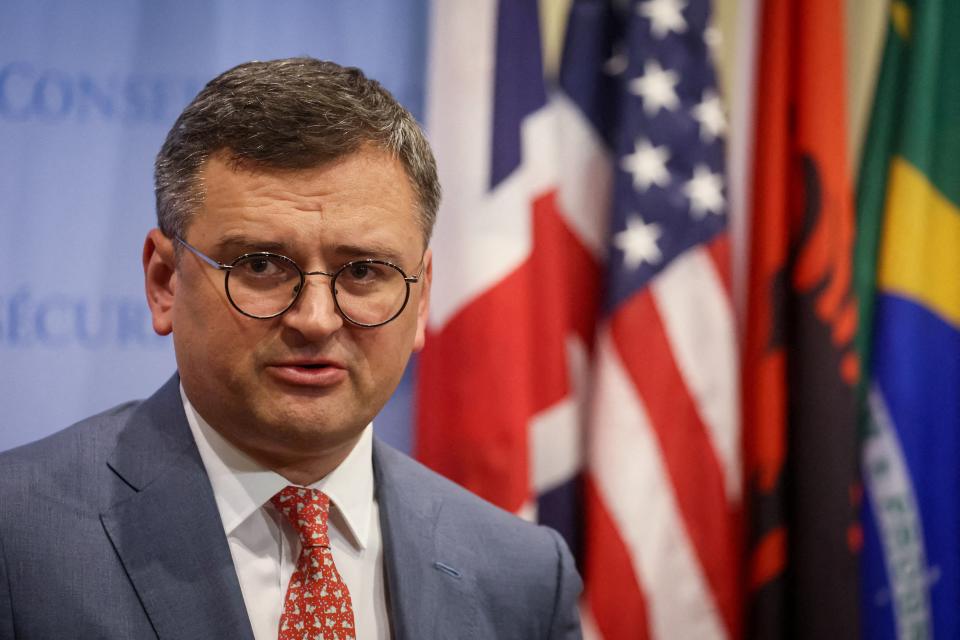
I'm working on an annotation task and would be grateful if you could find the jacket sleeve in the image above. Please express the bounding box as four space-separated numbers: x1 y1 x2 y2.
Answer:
544 526 583 639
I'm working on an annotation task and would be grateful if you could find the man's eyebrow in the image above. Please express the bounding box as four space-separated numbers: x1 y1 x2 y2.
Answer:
213 235 288 255
212 236 413 265
331 243 408 264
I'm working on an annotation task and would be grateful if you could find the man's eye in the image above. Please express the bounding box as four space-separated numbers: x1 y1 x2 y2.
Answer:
250 259 271 273
237 256 288 278
348 263 373 280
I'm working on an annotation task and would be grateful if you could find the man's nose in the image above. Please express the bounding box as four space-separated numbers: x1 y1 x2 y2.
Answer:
279 275 344 337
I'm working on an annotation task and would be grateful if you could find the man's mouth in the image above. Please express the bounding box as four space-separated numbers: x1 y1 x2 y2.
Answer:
267 360 347 387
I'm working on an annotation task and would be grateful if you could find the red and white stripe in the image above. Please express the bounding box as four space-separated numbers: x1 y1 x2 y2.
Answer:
584 235 741 639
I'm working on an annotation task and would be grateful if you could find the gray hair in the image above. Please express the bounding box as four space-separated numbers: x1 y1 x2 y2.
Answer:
154 57 439 245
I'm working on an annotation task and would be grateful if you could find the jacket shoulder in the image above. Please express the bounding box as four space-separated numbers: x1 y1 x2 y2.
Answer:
0 400 142 512
0 400 140 470
373 438 533 527
373 438 574 569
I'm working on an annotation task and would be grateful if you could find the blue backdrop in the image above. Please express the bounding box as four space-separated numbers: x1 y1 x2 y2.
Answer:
0 0 428 453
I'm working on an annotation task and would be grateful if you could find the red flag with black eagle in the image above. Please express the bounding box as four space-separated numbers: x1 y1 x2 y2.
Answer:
743 0 862 637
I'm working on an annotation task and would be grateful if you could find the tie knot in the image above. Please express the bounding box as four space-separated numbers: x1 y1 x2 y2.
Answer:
270 486 331 548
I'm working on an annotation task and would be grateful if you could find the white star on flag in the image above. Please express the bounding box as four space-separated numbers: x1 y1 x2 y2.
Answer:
614 214 663 268
691 89 726 142
621 138 671 191
629 60 680 116
683 164 725 217
637 0 688 39
704 24 722 58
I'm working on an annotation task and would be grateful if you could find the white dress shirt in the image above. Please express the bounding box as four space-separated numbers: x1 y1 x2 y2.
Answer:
181 387 391 640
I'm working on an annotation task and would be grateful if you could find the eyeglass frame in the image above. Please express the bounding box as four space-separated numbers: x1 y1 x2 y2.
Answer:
174 236 424 327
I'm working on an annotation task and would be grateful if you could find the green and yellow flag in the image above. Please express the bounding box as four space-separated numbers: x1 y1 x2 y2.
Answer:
855 0 960 637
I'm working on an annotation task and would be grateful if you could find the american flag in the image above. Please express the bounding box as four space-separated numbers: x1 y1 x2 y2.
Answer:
417 1 741 637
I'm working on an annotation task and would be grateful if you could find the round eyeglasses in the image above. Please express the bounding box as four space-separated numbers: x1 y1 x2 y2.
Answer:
176 237 423 327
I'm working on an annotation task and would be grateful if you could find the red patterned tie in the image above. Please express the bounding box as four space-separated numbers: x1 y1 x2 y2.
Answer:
271 486 356 640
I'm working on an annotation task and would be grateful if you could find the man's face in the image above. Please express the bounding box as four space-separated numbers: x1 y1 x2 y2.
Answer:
144 147 431 472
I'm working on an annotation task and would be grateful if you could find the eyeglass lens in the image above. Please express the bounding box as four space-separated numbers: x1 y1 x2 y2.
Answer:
333 262 409 325
225 254 409 324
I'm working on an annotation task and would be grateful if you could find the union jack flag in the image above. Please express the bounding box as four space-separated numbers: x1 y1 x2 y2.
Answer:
417 1 740 637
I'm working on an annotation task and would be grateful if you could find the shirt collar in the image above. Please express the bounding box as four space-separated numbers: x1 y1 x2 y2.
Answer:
180 384 375 550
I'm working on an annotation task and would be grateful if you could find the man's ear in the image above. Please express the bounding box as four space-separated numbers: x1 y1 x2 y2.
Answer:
143 228 177 336
412 248 432 352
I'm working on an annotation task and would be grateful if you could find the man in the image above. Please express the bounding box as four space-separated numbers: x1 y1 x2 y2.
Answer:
0 58 581 639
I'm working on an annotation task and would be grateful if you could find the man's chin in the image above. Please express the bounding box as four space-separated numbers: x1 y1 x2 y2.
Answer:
254 403 369 446
265 421 367 469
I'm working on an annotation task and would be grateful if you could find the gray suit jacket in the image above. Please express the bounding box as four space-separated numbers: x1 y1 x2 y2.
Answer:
0 375 581 639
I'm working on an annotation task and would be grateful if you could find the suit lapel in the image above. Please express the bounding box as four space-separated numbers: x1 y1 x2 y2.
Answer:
374 440 480 640
101 376 254 640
